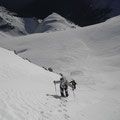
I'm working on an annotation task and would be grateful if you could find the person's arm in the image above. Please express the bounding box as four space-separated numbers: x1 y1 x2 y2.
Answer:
53 80 60 84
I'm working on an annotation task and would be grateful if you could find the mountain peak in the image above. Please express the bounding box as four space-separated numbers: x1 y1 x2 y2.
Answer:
44 12 66 21
35 13 78 33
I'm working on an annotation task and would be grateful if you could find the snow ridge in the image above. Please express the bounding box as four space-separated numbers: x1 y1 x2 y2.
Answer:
35 13 78 33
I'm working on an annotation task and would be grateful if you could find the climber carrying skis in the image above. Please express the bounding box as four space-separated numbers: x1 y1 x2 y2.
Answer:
53 73 76 97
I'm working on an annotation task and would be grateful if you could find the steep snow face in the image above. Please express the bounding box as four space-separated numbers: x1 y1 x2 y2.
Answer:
35 13 78 33
23 17 40 34
0 7 40 36
0 47 63 120
0 7 27 36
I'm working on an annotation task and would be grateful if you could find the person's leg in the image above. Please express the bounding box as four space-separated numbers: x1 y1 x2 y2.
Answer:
60 87 64 97
65 86 69 97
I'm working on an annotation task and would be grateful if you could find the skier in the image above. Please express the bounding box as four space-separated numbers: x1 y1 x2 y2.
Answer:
53 73 75 97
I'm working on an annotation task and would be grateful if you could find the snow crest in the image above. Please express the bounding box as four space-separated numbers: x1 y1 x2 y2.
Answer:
35 13 77 33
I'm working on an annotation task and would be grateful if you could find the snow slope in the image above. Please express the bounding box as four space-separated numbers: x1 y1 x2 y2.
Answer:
0 47 63 120
0 15 120 120
1 16 120 73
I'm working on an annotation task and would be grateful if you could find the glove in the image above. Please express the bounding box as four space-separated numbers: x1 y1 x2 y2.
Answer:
53 81 56 84
72 86 75 90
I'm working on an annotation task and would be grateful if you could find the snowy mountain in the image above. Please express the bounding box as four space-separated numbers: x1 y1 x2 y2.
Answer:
0 7 78 36
0 7 26 35
0 7 40 36
35 13 77 33
0 14 120 120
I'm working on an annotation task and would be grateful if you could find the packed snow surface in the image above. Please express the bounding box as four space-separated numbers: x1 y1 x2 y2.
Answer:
0 15 120 120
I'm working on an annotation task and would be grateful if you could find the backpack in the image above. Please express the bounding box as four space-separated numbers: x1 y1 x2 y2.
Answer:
70 80 77 88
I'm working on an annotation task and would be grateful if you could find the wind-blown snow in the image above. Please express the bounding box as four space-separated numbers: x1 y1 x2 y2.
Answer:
0 15 120 120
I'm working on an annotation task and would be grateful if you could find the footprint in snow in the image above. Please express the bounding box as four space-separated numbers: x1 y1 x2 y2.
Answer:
57 109 62 112
64 114 70 119
63 109 67 112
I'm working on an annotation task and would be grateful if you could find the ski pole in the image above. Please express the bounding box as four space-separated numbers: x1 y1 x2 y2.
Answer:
72 86 76 99
72 89 75 98
54 81 57 94
55 84 57 94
